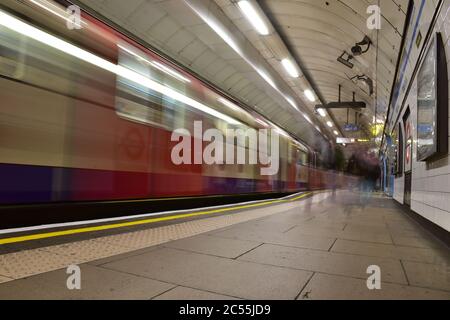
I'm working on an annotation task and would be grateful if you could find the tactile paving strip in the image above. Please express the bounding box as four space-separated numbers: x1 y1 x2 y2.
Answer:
93 200 303 250
0 193 331 281
0 249 75 280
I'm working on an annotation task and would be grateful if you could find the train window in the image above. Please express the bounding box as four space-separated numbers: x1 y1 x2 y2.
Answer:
116 44 167 129
0 15 115 107
116 44 192 130
0 26 27 79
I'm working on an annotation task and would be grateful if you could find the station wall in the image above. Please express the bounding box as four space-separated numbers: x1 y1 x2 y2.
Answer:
392 0 450 232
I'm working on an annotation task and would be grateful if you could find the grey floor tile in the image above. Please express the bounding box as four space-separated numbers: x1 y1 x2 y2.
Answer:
88 246 162 266
102 247 312 300
387 220 424 232
388 226 431 238
163 235 261 259
0 264 175 300
287 225 393 245
239 220 299 233
392 235 444 249
402 261 450 292
340 230 393 244
296 220 347 231
239 244 408 285
343 224 390 234
153 286 240 300
211 227 335 251
331 240 450 264
298 273 450 300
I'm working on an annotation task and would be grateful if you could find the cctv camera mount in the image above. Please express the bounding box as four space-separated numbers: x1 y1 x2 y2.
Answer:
350 74 374 96
337 51 354 69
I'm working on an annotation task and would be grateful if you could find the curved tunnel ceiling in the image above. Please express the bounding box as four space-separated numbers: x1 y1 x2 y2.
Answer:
75 0 409 150
217 0 409 140
75 0 334 151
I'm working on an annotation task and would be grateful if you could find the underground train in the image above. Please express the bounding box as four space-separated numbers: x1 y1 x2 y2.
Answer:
0 0 350 215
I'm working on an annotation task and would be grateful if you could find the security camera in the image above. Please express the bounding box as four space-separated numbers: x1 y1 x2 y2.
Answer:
351 36 372 56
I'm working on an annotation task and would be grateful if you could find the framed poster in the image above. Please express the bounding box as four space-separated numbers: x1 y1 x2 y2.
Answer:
417 33 448 161
395 123 403 176
404 111 413 173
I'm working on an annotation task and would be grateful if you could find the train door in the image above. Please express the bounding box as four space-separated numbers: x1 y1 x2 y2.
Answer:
403 108 413 207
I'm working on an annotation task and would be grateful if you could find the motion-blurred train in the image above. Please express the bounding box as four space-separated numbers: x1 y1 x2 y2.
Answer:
0 0 351 211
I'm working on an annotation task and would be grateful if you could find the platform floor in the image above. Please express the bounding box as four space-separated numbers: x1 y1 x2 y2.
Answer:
0 191 449 300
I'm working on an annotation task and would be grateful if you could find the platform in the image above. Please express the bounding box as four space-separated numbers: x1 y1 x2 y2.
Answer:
0 191 449 300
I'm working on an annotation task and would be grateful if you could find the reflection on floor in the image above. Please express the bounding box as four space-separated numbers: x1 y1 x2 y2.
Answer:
0 191 449 300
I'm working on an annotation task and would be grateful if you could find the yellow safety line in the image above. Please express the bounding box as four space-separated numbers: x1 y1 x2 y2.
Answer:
0 192 312 245
289 192 311 201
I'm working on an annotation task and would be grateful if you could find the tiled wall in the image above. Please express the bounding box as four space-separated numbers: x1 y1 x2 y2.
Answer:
393 0 450 232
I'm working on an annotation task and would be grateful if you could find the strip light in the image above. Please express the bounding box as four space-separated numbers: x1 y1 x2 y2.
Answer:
118 44 152 63
281 58 299 78
276 128 290 138
0 11 240 125
237 0 269 36
255 118 268 127
118 45 190 83
204 17 241 54
218 97 240 111
317 108 327 117
327 121 333 128
149 61 191 83
257 69 277 90
285 97 299 111
303 113 312 124
304 89 315 102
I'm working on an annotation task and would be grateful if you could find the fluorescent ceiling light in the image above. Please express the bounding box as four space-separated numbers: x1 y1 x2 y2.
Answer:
281 58 299 78
255 118 268 127
118 45 190 83
317 108 326 117
205 17 241 54
276 128 290 138
334 130 339 136
304 89 315 102
257 69 277 90
118 44 150 62
327 121 333 128
149 61 191 83
218 97 240 111
286 97 299 111
238 0 269 36
0 11 240 125
303 113 312 124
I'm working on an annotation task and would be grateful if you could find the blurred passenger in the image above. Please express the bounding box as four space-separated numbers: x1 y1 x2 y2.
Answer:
358 152 380 207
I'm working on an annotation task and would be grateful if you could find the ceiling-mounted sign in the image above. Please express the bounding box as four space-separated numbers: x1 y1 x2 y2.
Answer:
337 138 356 144
344 124 360 132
